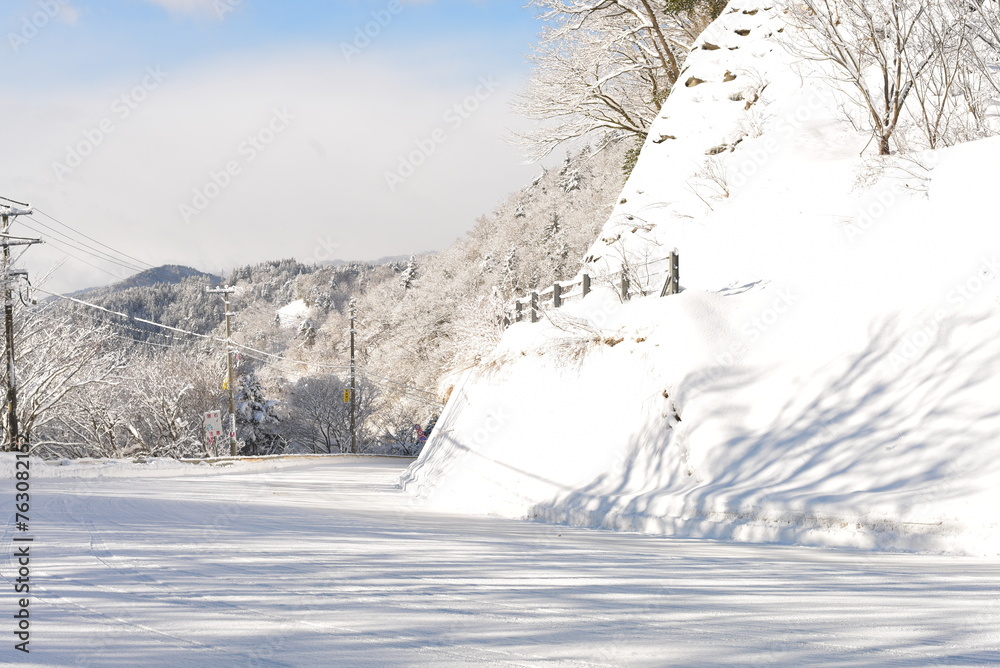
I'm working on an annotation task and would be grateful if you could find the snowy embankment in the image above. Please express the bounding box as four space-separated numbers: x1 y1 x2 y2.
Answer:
401 2 1000 555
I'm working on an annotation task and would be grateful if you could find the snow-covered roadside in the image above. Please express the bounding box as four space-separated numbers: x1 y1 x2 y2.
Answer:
400 1 1000 556
2 457 998 666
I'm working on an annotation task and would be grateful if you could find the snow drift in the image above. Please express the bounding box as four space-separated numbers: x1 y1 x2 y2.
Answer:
401 1 1000 555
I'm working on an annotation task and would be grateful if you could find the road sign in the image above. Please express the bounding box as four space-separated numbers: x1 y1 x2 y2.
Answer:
204 410 223 441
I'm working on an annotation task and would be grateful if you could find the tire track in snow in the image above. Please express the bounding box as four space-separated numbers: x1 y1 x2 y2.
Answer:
60 494 593 667
0 510 277 667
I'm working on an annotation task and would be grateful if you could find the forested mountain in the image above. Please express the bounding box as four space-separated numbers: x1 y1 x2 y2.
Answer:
22 142 626 458
73 264 222 295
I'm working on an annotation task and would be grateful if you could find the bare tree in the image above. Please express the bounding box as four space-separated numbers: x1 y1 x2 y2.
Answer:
789 0 1000 154
3 307 126 453
37 345 219 459
284 375 377 454
514 0 725 160
369 400 429 456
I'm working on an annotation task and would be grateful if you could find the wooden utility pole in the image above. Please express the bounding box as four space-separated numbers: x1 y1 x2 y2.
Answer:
349 299 356 454
2 213 18 453
207 286 239 456
0 202 41 453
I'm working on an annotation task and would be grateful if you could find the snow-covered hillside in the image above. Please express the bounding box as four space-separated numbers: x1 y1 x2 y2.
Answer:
401 1 1000 555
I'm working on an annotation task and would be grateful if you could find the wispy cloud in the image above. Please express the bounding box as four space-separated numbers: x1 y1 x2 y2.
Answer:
141 0 235 19
58 2 81 25
4 48 532 292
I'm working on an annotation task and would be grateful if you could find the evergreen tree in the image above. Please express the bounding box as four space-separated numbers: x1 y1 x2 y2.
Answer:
235 372 285 455
400 255 418 290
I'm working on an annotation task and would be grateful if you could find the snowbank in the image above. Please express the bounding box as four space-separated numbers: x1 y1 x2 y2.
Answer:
401 1 1000 555
276 298 311 328
0 453 407 480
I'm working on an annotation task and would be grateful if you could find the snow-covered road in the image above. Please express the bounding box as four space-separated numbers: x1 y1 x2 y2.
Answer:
2 457 998 667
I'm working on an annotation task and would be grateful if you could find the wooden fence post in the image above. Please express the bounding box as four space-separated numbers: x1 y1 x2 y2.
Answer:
582 273 590 298
553 282 562 308
660 250 680 297
620 275 630 301
670 250 680 295
530 291 539 323
515 300 523 322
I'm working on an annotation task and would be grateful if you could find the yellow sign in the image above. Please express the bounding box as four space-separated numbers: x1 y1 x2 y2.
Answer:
343 389 351 403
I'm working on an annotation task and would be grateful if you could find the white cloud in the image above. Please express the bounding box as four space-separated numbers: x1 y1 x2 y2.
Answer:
58 2 80 25
2 48 534 292
141 0 230 19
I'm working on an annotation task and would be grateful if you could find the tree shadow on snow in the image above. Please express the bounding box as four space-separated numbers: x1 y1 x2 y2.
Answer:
532 312 1000 552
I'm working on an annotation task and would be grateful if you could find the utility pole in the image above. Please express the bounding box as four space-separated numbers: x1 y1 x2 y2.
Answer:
349 299 356 454
207 286 239 456
0 200 41 453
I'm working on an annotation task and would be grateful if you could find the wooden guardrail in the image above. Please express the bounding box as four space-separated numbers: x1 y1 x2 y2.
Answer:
509 250 680 325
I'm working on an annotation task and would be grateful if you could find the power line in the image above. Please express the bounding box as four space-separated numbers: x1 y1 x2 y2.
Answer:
27 307 177 350
32 207 157 271
33 286 215 341
14 209 218 288
20 217 199 287
32 297 188 347
33 286 355 371
20 217 147 274
19 232 129 282
36 285 441 408
358 369 440 400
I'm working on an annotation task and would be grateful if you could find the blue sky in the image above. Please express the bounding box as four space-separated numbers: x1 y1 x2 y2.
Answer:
1 0 545 291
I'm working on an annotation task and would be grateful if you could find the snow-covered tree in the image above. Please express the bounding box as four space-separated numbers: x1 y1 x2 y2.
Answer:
789 0 1000 154
297 318 316 348
400 255 417 290
3 307 124 453
514 0 725 160
235 371 284 455
543 212 570 279
37 345 218 459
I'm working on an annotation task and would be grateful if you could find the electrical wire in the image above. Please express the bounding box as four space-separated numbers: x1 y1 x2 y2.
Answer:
4 206 215 288
33 207 158 271
0 195 30 207
33 286 360 373
20 232 129 282
21 216 147 274
358 370 440 401
34 286 215 341
32 297 188 347
28 307 177 350
20 217 199 287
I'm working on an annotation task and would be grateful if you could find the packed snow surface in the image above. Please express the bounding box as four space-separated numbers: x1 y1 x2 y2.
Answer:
402 1 1000 555
2 455 999 666
275 299 310 329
